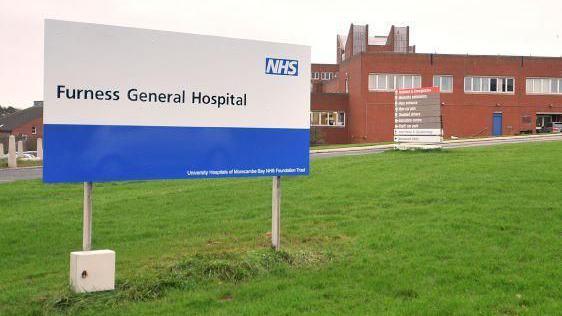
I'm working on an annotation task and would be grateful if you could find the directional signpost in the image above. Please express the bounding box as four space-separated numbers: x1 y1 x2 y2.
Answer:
394 87 443 149
43 20 310 293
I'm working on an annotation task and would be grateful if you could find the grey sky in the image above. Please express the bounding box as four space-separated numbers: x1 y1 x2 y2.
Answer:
1 0 561 108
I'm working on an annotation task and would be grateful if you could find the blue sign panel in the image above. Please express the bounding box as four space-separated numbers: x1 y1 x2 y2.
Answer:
43 20 311 183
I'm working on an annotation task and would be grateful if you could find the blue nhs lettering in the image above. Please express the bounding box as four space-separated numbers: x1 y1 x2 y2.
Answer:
265 57 299 76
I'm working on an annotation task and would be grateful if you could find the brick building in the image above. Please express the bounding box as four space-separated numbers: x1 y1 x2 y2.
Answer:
311 24 562 144
0 101 43 150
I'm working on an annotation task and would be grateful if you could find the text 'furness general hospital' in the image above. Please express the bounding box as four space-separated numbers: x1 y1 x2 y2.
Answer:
311 24 562 144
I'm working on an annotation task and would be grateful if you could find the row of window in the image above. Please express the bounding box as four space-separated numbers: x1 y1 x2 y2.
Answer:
367 74 562 95
464 76 514 93
433 75 453 92
369 74 422 91
310 111 345 127
526 78 562 95
312 72 337 81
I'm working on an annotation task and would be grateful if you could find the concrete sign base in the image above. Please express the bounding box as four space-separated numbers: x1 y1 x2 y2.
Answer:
70 250 115 293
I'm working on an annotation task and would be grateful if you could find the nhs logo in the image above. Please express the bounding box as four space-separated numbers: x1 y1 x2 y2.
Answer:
265 57 299 76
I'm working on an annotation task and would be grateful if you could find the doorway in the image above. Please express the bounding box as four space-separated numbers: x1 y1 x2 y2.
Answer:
493 112 503 136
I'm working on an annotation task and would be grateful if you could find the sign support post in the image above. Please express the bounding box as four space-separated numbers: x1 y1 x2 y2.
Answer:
83 182 93 251
70 181 115 293
272 176 281 251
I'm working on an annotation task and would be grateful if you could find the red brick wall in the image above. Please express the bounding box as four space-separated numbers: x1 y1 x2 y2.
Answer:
11 117 43 138
322 79 340 93
367 45 394 53
339 56 369 143
310 93 349 144
311 64 340 93
311 64 339 73
311 52 562 144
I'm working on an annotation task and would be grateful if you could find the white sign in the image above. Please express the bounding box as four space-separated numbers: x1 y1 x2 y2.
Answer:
43 20 311 182
394 87 442 145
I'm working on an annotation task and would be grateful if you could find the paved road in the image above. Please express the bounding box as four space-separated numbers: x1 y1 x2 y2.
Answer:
0 166 43 183
310 134 562 159
1 134 561 183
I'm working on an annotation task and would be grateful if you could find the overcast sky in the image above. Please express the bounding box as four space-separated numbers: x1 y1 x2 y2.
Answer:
1 0 561 108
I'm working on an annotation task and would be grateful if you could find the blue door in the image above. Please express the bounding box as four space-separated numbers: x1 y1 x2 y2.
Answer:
493 113 503 136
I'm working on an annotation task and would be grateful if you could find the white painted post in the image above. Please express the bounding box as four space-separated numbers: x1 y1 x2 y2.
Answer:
0 143 4 157
69 182 115 293
37 138 43 160
272 176 281 251
17 140 23 156
83 182 93 251
8 135 16 168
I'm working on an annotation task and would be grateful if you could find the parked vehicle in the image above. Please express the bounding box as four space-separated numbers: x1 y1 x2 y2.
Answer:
552 122 562 133
17 153 40 161
537 122 553 133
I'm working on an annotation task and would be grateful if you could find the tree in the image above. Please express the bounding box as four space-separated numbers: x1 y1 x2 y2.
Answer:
0 105 18 118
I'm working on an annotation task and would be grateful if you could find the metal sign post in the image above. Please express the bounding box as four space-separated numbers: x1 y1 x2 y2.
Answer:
83 182 93 251
70 181 115 293
272 176 281 251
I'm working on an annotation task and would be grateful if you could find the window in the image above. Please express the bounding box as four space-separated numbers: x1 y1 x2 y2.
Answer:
464 76 514 93
338 112 345 124
473 77 481 92
319 72 335 81
310 72 333 80
31 126 37 135
311 112 320 125
482 77 490 91
413 76 421 89
490 78 497 92
368 73 422 91
464 77 472 92
433 75 453 92
310 111 345 127
506 78 514 92
526 77 562 95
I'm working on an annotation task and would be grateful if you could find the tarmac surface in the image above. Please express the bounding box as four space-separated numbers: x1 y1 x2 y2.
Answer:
1 134 561 183
310 133 562 159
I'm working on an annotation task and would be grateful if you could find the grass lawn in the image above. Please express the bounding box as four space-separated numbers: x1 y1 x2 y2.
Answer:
0 142 561 315
0 159 42 169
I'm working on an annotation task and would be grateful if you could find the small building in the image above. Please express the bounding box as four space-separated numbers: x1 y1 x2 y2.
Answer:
0 101 43 151
0 101 43 138
311 24 562 144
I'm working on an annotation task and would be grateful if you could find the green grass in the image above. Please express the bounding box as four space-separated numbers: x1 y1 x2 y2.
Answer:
0 159 42 168
1 142 561 315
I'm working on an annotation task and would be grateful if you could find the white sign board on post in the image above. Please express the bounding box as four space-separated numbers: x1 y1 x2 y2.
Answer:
43 19 311 293
43 19 310 183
